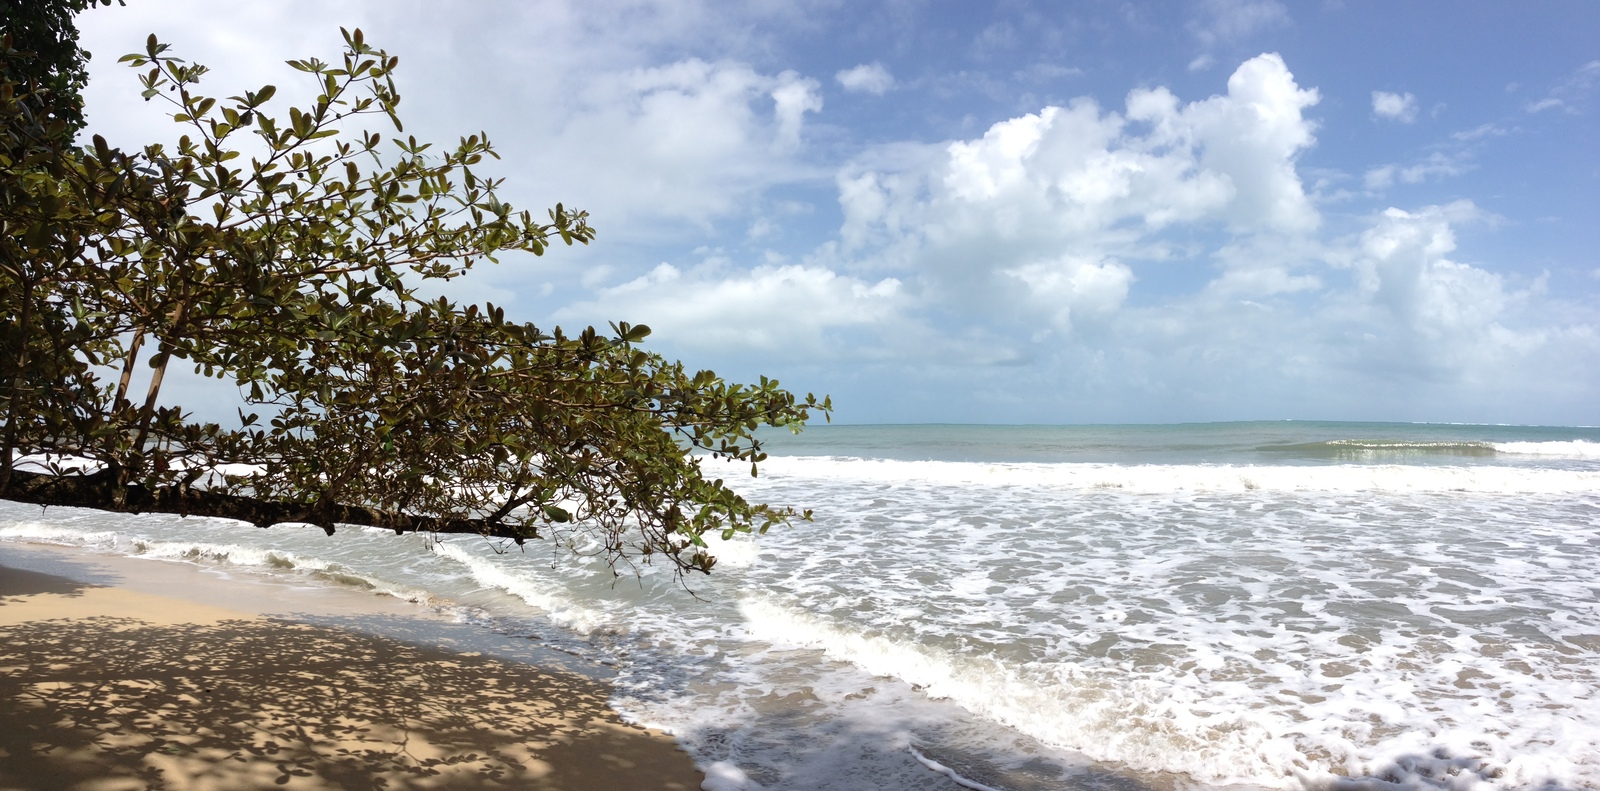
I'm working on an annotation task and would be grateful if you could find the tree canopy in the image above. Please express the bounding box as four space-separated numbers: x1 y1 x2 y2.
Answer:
0 14 828 575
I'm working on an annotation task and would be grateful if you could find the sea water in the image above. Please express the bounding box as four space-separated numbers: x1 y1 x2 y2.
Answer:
3 421 1598 791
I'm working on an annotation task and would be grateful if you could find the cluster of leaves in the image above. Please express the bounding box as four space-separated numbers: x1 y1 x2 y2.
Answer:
0 23 828 575
0 0 119 135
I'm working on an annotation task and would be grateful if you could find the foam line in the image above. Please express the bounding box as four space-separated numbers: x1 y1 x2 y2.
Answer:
431 541 612 634
908 747 1008 791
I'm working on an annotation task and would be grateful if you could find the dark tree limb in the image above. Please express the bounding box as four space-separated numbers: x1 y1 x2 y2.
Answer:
3 469 540 542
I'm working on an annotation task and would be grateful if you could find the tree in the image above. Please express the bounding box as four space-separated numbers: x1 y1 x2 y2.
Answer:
0 20 829 575
0 0 119 137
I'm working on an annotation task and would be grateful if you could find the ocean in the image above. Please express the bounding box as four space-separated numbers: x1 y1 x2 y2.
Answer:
3 421 1598 791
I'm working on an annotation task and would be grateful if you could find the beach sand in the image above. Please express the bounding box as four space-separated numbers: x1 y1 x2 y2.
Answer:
0 548 704 791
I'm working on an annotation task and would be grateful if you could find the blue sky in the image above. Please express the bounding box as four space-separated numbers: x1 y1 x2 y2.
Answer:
77 1 1600 425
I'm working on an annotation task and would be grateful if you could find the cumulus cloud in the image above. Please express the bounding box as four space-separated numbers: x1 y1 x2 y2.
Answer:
1005 256 1135 331
1371 90 1418 123
816 53 1598 408
540 60 823 226
836 62 895 95
1326 201 1552 378
816 52 1335 359
840 53 1321 324
1357 203 1502 331
772 71 826 149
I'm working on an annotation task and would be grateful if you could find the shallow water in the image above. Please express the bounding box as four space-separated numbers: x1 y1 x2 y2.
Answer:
3 421 1598 791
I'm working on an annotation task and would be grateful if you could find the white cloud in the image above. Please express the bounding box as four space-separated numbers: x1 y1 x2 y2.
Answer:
1016 63 1083 83
556 263 903 354
1205 265 1320 296
1326 201 1551 378
539 60 823 227
844 52 1320 245
1450 123 1508 142
1526 59 1600 114
834 53 1320 340
772 71 825 149
1363 152 1469 192
1371 90 1418 123
836 63 895 95
78 1 829 242
1363 165 1396 191
1188 0 1290 48
814 53 1599 411
1006 257 1135 330
1357 203 1501 330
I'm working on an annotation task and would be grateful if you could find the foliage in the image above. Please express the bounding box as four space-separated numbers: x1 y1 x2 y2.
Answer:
0 23 828 575
0 0 120 136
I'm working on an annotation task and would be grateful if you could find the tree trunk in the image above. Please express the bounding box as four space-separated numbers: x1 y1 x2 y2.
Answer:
130 300 188 461
112 329 145 413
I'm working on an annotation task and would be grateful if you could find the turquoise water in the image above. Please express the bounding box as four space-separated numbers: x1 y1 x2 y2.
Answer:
4 421 1599 790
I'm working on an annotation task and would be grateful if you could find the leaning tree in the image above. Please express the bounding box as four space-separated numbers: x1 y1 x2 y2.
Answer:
0 20 827 575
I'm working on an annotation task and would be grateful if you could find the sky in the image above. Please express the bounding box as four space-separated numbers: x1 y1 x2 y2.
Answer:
75 1 1600 425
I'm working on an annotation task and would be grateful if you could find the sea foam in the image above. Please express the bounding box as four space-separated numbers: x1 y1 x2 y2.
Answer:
1492 439 1600 458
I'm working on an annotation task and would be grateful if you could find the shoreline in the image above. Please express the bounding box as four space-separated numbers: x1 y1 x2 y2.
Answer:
0 543 705 790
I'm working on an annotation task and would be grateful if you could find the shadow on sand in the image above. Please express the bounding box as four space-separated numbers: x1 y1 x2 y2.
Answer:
0 563 103 599
0 613 698 790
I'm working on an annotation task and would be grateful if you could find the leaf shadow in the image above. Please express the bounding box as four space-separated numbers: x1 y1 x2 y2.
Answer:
0 615 700 790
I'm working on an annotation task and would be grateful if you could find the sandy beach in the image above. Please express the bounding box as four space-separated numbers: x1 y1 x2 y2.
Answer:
0 545 704 791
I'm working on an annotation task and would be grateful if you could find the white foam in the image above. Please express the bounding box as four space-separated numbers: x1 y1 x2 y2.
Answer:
701 761 756 791
908 747 1007 791
738 596 1302 787
700 532 762 570
431 541 613 634
1492 440 1600 459
0 521 121 547
0 519 429 603
705 460 1600 790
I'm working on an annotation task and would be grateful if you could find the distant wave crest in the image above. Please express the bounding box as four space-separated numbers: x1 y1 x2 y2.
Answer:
740 457 1600 494
1256 438 1600 461
1492 439 1600 458
1256 439 1498 458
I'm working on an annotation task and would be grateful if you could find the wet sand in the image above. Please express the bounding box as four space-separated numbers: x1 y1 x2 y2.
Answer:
0 548 704 790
